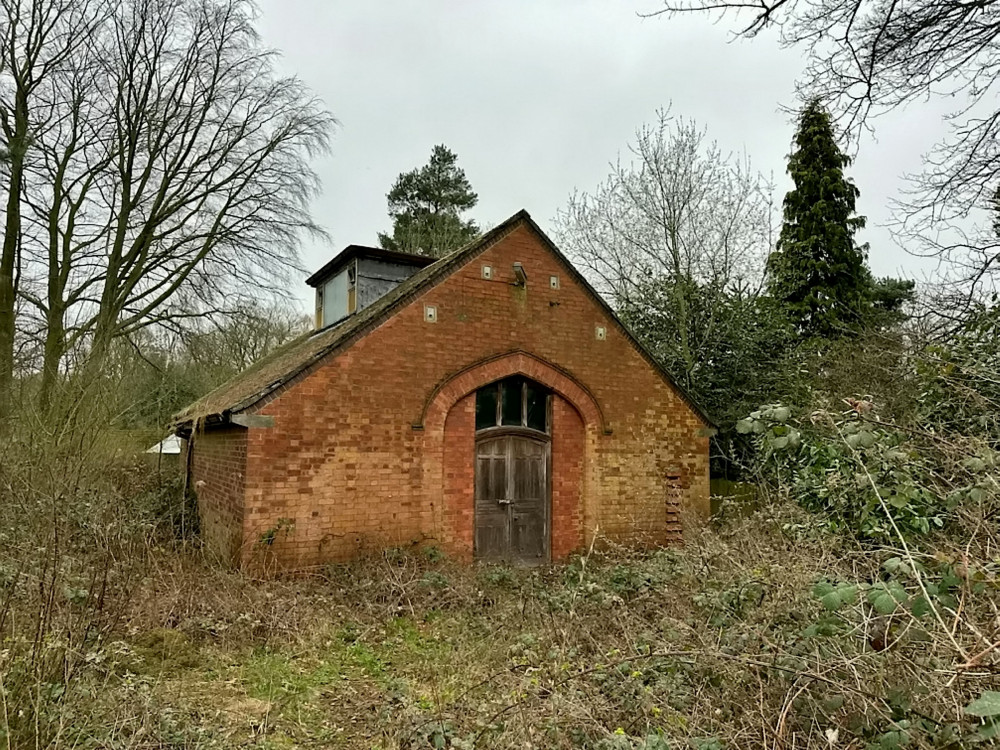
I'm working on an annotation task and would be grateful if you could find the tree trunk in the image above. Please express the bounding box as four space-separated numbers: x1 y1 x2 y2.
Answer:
0 241 16 416
88 311 117 376
0 93 28 417
38 302 66 412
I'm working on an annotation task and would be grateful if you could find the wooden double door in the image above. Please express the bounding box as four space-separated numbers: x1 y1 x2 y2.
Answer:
475 433 550 564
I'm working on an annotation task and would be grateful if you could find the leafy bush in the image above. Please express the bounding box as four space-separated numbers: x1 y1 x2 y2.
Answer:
620 279 799 476
814 554 998 621
737 403 993 540
917 304 1000 441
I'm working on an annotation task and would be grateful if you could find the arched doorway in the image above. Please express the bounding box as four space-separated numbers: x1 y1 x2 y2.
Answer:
474 376 551 563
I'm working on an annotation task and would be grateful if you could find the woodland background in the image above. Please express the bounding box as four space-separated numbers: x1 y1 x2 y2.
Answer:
1 0 999 747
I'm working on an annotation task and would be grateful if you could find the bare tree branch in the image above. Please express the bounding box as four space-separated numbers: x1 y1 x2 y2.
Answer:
646 0 1000 298
5 0 334 403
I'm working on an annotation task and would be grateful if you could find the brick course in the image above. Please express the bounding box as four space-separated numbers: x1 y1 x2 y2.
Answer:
189 221 710 569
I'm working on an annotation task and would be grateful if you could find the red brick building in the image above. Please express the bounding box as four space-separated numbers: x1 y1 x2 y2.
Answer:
175 211 712 569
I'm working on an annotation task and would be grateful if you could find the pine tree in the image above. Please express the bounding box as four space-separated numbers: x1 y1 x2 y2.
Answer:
378 145 480 258
768 99 872 338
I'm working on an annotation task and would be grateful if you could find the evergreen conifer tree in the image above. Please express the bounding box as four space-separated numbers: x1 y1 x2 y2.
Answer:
378 145 480 258
768 99 872 337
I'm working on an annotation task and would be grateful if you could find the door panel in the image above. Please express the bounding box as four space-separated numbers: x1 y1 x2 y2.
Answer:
510 438 547 562
474 434 549 563
475 438 508 562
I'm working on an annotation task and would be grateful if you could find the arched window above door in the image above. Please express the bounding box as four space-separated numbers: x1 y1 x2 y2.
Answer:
475 376 550 434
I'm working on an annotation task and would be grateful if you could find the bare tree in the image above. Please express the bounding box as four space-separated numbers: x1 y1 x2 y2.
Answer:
0 0 110 413
647 0 1000 297
554 112 776 407
556 111 772 302
2 0 333 408
175 300 308 380
95 298 308 428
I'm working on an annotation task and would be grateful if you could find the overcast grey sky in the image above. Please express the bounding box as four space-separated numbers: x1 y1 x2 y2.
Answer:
255 0 946 302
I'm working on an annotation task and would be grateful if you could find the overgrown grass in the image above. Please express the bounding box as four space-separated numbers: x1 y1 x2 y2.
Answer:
3 483 996 749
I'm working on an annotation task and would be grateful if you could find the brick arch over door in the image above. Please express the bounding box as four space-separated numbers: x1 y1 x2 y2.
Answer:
418 350 608 436
419 351 604 559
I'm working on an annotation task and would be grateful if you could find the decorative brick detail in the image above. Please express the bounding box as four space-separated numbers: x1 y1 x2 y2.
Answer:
441 393 476 559
435 391 585 561
420 350 607 434
190 222 711 570
665 473 684 540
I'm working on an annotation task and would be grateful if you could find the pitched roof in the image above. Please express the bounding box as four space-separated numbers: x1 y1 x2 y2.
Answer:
172 210 714 429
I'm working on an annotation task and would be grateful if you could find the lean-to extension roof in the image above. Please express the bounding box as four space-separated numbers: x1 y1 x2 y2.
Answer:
172 210 714 430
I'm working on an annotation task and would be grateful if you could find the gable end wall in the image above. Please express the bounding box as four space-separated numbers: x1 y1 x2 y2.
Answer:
231 223 709 569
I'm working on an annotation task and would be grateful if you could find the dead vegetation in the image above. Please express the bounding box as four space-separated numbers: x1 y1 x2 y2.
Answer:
1 462 996 749
2 353 998 748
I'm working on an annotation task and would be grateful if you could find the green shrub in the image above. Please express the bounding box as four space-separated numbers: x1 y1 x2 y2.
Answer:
737 404 987 540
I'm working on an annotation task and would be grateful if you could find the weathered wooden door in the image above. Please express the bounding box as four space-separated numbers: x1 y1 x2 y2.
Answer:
475 434 549 563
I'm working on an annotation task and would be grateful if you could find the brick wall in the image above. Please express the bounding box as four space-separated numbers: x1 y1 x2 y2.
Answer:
551 396 585 559
188 426 247 564
219 221 709 569
441 393 475 557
